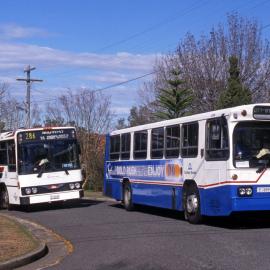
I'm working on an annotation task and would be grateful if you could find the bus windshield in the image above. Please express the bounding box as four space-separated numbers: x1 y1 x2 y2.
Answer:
18 139 80 175
233 122 270 168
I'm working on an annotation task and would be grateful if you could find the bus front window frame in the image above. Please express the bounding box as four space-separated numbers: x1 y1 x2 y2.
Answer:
17 139 80 175
233 121 270 169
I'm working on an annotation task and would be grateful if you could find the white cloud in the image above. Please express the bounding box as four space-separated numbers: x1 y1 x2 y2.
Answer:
82 72 130 83
0 27 160 118
112 106 131 115
0 42 158 73
0 24 50 39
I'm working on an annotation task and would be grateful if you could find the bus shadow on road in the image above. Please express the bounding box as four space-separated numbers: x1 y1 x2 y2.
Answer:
110 203 186 220
205 212 270 230
111 203 270 230
15 198 104 213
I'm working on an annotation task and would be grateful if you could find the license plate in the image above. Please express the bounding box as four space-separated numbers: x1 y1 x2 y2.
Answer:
50 194 60 200
257 187 270 193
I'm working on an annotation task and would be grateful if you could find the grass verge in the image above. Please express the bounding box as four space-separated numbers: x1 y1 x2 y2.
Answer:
0 215 38 263
83 190 106 199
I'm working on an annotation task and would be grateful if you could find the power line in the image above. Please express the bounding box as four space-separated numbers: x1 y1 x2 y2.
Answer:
96 0 207 53
38 0 207 79
32 71 156 104
262 23 270 30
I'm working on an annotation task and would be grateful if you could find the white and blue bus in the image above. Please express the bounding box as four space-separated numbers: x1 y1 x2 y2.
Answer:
0 126 83 209
104 104 270 223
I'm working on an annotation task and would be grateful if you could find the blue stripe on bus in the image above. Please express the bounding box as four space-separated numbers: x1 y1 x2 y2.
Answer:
105 177 270 216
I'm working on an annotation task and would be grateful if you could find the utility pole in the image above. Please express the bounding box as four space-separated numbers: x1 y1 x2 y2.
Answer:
17 65 43 128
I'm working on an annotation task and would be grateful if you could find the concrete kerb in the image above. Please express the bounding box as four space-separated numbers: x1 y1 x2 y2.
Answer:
0 215 48 270
0 241 47 270
0 214 72 270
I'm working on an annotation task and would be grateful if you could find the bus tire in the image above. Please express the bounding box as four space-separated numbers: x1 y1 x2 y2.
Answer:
0 187 11 210
123 182 134 211
183 183 202 224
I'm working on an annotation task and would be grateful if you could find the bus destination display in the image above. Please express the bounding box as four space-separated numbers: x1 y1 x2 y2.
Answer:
18 129 75 143
253 106 270 120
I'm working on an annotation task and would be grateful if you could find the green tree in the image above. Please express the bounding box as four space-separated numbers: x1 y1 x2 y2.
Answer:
115 118 127 129
217 56 252 109
128 105 154 127
155 68 193 119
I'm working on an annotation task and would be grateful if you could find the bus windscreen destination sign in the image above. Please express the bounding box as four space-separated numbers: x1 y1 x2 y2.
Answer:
253 106 270 120
18 129 75 143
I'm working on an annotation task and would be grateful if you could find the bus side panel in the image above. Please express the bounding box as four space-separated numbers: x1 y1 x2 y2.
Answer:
103 134 111 197
200 186 234 216
132 182 183 210
7 186 20 205
104 179 122 201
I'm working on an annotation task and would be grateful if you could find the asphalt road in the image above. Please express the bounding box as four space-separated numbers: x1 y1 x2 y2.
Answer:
6 199 270 270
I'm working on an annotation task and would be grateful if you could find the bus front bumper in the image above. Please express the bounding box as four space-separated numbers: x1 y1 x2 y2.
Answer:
20 190 84 205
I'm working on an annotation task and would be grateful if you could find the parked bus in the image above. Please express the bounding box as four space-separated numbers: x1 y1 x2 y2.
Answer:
104 104 270 223
0 126 83 209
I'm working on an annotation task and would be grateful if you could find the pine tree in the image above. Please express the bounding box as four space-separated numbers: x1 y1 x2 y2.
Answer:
217 56 252 109
156 69 193 120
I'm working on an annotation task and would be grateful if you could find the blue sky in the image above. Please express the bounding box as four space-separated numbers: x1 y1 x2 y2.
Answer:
0 0 270 119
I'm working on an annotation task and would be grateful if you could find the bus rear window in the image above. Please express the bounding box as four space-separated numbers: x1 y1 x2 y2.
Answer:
151 128 164 159
134 130 148 159
165 125 180 158
121 133 131 160
110 135 120 160
181 122 198 157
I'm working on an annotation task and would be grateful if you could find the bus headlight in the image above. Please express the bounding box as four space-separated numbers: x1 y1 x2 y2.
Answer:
75 182 80 189
238 187 253 197
69 183 75 190
25 188 32 195
245 187 253 196
32 187 38 194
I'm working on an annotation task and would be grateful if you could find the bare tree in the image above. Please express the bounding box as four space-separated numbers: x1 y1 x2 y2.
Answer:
0 82 42 131
46 88 113 191
146 13 270 114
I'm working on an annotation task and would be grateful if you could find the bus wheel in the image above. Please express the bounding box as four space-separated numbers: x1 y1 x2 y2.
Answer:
123 182 134 211
0 187 11 210
184 184 202 224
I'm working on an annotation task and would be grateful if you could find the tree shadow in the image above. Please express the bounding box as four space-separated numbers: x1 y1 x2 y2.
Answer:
11 198 104 213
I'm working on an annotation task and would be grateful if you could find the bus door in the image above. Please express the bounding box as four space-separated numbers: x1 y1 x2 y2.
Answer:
203 117 230 214
0 140 18 204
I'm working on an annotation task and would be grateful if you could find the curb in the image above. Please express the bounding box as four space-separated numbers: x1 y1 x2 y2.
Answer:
1 214 73 270
0 235 47 270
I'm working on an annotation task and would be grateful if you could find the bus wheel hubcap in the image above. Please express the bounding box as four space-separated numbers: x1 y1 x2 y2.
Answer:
186 194 198 214
125 188 130 203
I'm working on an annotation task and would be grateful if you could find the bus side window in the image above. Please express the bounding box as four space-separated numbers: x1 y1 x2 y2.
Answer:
0 142 7 165
121 133 130 160
134 130 148 159
7 140 16 172
181 122 198 157
110 135 120 160
165 125 180 158
206 118 229 160
151 127 164 159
